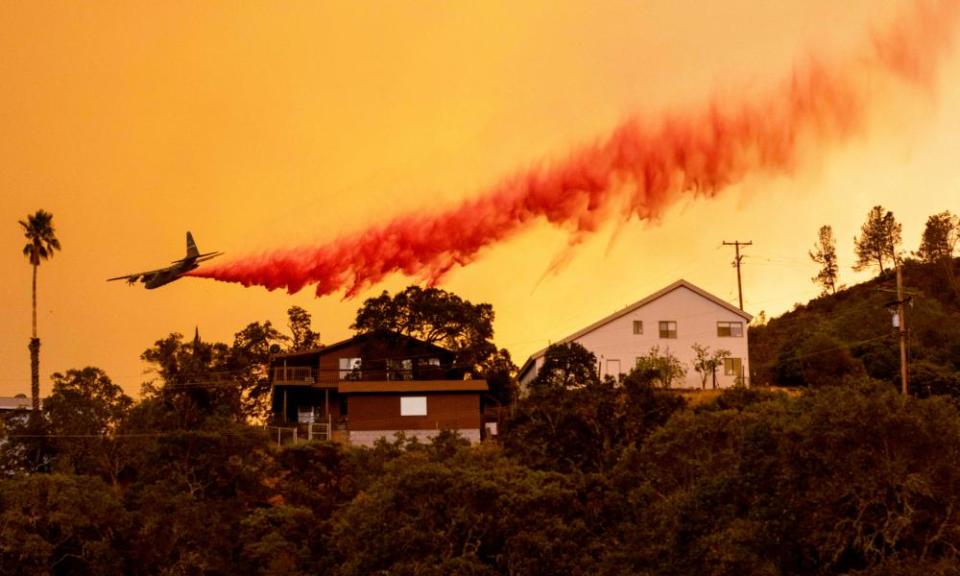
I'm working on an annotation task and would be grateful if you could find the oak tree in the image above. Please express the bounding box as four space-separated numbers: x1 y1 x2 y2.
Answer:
353 286 497 373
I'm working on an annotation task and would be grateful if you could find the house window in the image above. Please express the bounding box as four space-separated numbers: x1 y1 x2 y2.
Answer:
338 357 362 380
723 357 742 377
632 320 643 335
717 321 744 337
387 358 413 380
416 357 443 379
659 321 677 339
400 396 427 416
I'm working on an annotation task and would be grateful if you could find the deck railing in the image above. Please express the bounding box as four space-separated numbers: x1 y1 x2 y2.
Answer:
273 366 315 385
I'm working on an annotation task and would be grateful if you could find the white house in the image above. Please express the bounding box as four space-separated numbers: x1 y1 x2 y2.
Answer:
518 280 752 389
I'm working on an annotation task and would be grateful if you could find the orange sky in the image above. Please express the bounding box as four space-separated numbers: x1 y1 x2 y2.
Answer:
2 1 958 398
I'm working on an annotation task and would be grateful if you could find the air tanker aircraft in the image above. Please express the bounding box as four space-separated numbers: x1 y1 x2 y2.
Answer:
108 232 222 289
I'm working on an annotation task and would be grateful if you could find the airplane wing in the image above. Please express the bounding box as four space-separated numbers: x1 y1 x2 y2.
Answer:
107 267 166 284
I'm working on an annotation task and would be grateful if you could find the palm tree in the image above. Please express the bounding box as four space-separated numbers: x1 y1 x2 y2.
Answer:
20 210 61 413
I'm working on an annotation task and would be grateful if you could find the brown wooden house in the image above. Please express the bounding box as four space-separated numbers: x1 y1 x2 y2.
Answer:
270 331 488 446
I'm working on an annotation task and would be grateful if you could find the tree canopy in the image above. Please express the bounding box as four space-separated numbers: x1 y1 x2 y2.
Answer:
634 345 688 389
19 209 61 267
4 332 960 575
853 205 902 274
139 321 287 424
352 286 497 372
529 341 598 393
691 343 731 389
287 306 319 352
810 224 841 295
916 211 958 263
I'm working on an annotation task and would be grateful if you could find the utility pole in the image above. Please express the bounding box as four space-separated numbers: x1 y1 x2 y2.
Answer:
878 261 914 396
723 240 752 310
896 259 909 395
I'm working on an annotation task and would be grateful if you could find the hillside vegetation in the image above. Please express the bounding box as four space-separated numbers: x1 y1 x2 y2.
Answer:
750 258 960 395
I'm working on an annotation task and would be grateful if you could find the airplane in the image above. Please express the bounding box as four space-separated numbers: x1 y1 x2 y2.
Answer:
108 232 223 289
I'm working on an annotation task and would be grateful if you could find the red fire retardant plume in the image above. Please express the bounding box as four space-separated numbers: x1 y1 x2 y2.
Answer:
190 0 960 298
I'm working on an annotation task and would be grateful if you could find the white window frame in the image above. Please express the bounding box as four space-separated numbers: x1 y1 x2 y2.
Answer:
659 321 678 339
723 357 742 377
400 396 427 416
717 321 744 337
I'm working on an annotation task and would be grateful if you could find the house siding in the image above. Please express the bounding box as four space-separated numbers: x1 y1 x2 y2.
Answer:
345 393 482 446
347 393 482 431
521 283 750 389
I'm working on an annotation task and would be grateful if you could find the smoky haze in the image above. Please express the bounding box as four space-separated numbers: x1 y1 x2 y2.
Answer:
188 0 960 298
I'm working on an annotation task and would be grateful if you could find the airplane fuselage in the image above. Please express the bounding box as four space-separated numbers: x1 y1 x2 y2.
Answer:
143 260 199 289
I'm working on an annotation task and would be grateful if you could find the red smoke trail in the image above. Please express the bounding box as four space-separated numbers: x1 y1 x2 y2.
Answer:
191 0 960 298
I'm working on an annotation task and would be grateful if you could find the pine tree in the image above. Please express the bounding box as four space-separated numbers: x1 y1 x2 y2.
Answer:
853 205 901 275
915 210 959 296
809 225 840 295
916 211 958 263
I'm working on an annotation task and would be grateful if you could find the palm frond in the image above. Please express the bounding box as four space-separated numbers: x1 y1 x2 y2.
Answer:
19 209 61 265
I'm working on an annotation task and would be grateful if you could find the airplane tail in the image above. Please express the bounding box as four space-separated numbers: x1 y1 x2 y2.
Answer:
186 232 200 259
170 232 222 264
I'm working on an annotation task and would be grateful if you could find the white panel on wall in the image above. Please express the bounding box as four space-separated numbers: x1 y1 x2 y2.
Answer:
400 396 427 416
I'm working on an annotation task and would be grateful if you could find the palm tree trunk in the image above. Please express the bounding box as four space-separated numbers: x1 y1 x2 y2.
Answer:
29 263 40 413
32 264 37 339
29 338 40 413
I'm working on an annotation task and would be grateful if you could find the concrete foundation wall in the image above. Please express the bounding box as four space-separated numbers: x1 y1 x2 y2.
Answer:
348 428 481 447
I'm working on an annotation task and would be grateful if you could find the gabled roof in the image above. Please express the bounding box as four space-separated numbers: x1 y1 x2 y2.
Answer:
270 330 453 361
270 345 326 359
518 279 751 379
